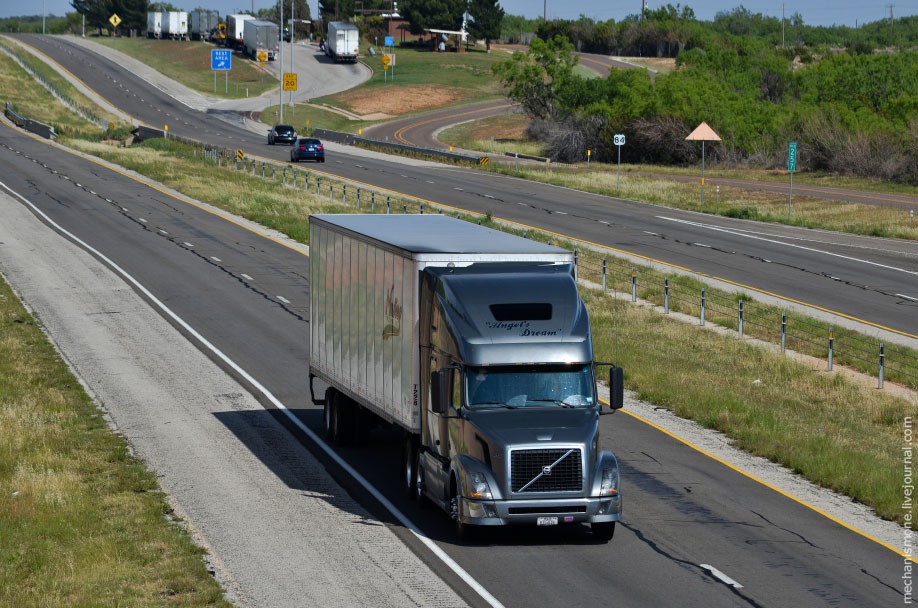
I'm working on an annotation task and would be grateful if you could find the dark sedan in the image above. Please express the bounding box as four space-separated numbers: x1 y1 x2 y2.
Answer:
268 124 297 145
290 138 325 163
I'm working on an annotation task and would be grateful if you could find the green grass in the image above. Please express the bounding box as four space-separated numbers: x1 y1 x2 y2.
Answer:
0 279 231 607
89 37 278 99
0 45 107 138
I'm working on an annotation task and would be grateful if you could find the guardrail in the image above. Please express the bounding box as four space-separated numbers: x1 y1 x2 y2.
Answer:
314 128 490 166
4 101 57 139
0 38 103 129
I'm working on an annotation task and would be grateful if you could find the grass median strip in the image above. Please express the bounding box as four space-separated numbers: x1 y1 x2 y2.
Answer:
0 278 231 607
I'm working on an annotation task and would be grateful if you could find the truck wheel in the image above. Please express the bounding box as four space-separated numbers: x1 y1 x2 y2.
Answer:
333 395 356 446
414 449 430 508
450 483 477 542
323 389 337 441
402 437 419 500
591 521 615 541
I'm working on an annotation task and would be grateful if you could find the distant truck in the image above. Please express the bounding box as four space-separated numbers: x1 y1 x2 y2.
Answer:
161 11 188 40
189 10 219 41
146 12 162 39
226 13 255 50
308 214 624 542
325 21 360 63
243 19 279 61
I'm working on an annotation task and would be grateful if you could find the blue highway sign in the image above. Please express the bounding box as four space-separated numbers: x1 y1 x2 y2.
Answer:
211 49 232 71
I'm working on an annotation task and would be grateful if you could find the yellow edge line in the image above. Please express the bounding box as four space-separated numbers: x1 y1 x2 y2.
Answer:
605 399 915 562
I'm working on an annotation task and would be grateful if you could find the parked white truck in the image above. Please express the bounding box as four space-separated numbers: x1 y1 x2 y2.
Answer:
324 21 360 63
162 11 188 40
243 19 279 61
226 13 255 50
308 214 624 541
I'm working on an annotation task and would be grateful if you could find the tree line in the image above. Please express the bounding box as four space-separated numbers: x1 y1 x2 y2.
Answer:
493 9 918 184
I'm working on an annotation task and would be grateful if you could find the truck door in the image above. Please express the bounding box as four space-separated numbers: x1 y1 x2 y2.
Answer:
423 360 455 502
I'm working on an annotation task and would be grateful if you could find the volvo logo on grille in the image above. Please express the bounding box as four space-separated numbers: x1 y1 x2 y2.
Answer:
542 465 552 475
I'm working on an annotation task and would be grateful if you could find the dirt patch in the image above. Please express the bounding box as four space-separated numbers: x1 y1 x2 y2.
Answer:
334 85 466 118
614 56 677 73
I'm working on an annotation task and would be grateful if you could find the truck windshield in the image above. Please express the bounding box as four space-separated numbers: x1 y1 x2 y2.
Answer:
465 364 596 410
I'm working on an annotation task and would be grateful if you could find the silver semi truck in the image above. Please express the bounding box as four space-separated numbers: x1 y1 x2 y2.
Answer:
308 214 624 541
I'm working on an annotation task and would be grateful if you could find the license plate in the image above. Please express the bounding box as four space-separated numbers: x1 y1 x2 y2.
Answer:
537 516 558 526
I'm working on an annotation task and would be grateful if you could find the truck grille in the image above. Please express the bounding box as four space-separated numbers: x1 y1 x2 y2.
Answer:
511 448 583 493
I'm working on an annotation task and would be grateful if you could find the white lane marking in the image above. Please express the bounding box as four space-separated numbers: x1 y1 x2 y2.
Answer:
598 220 610 225
183 242 194 248
896 293 918 302
241 273 253 281
138 218 147 223
659 216 918 276
210 256 222 262
554 211 567 215
1 181 506 608
276 295 290 304
700 564 743 588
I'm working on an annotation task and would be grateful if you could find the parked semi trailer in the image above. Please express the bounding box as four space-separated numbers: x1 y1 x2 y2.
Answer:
243 19 279 61
146 12 162 39
162 11 188 40
226 13 255 50
309 214 624 541
190 10 219 41
324 21 359 63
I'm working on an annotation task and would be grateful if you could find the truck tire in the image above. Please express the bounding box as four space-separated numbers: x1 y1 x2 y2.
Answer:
450 480 477 542
323 388 337 441
402 437 419 500
332 393 356 446
591 521 615 541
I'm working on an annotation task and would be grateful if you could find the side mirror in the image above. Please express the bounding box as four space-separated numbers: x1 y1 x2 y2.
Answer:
430 370 450 415
609 366 624 410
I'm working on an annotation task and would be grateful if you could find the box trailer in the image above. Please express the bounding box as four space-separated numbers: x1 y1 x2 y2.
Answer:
226 14 255 50
146 12 162 39
324 21 359 63
190 10 220 41
243 19 279 61
309 214 624 542
162 11 188 40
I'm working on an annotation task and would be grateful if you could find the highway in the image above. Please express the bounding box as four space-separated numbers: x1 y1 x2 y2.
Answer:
0 34 913 607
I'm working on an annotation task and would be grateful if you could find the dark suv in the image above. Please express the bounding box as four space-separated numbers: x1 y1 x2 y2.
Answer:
268 124 297 145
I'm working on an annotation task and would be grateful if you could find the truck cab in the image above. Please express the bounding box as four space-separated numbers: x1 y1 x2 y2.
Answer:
411 262 622 541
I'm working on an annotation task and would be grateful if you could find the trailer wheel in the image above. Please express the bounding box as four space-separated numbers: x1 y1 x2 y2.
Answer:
323 389 337 441
331 394 356 446
591 521 615 542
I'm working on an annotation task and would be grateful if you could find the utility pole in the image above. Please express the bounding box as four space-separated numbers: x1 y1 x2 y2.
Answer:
782 3 785 48
279 0 284 122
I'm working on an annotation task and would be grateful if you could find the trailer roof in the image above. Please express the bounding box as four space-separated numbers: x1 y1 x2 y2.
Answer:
311 214 571 257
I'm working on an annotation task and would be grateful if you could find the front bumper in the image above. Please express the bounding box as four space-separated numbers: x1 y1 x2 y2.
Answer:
458 494 621 527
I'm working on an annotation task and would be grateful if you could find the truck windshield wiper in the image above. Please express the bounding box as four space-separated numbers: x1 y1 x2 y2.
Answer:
528 399 577 408
472 401 518 409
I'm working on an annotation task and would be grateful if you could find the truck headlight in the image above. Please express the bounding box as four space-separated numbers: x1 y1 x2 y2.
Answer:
600 463 619 497
468 471 493 500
